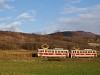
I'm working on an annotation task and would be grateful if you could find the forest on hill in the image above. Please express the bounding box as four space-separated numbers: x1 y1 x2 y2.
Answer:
0 31 100 50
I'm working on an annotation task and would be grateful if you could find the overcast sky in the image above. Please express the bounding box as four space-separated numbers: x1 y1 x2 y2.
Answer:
0 0 100 34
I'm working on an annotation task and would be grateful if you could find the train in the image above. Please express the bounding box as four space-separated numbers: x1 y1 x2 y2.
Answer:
38 48 97 58
37 44 97 58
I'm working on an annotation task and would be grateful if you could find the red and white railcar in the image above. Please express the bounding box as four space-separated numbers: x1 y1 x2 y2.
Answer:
71 49 97 58
38 48 69 58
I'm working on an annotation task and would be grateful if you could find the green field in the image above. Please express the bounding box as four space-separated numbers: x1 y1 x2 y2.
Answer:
0 51 100 75
0 57 100 75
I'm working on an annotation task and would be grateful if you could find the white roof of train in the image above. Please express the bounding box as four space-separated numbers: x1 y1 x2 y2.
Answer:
38 48 68 51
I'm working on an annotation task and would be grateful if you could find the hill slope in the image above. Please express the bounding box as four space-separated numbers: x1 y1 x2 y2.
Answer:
0 31 100 50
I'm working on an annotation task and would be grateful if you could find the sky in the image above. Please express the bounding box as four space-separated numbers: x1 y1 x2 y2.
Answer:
0 0 100 34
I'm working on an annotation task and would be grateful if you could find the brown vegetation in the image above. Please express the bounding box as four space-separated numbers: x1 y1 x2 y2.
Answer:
0 31 100 50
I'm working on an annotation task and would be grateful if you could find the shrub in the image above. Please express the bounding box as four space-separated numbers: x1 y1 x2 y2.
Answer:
32 53 38 57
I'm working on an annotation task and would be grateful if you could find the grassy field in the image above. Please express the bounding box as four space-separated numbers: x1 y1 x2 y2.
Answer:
0 50 100 75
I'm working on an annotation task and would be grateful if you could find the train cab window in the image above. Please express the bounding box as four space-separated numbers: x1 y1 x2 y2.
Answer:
45 50 47 52
65 51 68 53
73 51 75 53
40 50 43 52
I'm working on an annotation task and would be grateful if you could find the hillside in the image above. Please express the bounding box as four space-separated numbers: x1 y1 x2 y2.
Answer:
0 31 100 50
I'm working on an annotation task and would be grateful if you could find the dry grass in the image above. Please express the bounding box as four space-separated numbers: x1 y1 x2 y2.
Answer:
0 50 35 58
88 43 100 47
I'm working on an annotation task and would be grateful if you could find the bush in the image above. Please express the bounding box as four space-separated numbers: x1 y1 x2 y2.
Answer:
0 42 14 50
32 53 38 57
47 58 65 61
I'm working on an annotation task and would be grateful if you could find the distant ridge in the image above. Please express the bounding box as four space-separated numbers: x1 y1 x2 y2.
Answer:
50 31 96 37
0 30 100 50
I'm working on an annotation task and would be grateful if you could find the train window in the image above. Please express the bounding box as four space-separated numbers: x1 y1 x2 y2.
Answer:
77 51 79 53
66 51 68 53
58 51 60 53
73 51 75 53
80 51 82 53
63 51 67 53
40 50 43 52
61 51 63 53
55 51 57 53
88 51 92 53
63 51 65 53
93 51 95 53
43 50 45 52
83 51 85 53
40 50 42 52
50 50 52 53
84 51 87 53
48 50 51 52
52 51 54 53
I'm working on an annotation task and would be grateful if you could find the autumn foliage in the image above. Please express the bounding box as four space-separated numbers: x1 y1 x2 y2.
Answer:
0 31 100 50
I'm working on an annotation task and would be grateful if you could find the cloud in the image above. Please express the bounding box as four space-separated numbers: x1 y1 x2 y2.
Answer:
8 21 22 27
65 0 80 4
43 4 100 35
0 23 6 28
0 9 36 32
61 2 100 15
6 0 15 1
17 10 36 21
61 0 89 15
0 16 11 21
5 26 23 32
63 0 80 8
0 21 23 32
61 6 88 14
0 0 14 10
